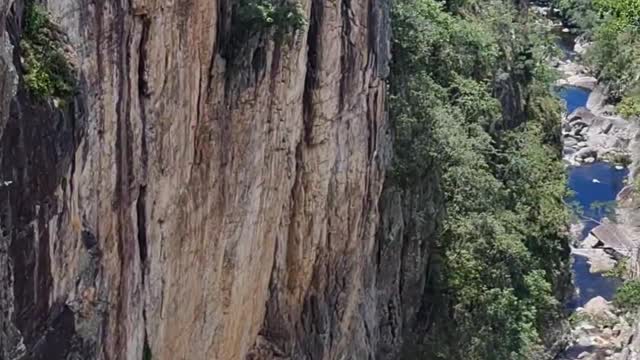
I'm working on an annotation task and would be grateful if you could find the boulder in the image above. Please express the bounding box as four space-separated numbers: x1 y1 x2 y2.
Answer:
590 224 634 257
603 116 635 139
568 107 596 124
575 147 597 160
583 296 612 317
588 133 623 150
583 234 601 248
587 84 609 113
565 137 578 147
567 75 598 90
590 117 614 134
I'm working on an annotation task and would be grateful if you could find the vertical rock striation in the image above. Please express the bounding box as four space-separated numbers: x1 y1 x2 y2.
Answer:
374 172 444 359
0 0 404 358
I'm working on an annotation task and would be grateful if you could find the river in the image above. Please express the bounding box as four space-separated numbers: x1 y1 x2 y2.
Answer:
551 17 628 310
566 161 626 308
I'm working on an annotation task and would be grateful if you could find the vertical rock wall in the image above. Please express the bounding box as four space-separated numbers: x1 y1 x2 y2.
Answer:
0 0 404 358
374 174 444 359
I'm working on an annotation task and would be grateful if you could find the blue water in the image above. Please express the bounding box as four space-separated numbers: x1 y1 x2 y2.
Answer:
566 163 627 308
567 163 628 238
553 26 577 61
568 163 627 309
559 83 628 309
558 86 591 114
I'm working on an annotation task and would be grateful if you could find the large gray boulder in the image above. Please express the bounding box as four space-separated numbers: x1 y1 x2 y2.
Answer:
587 84 609 114
583 296 614 318
568 107 597 124
575 147 598 160
567 75 598 90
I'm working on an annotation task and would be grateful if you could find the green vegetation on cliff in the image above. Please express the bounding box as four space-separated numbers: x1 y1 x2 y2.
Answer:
20 1 74 100
231 0 306 43
615 279 640 311
390 0 570 358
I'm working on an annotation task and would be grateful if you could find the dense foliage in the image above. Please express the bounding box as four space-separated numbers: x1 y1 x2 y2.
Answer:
230 0 306 43
21 1 74 100
390 0 570 358
614 280 640 311
554 0 640 117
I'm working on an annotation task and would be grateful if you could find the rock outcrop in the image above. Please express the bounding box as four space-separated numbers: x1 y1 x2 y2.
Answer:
0 0 403 359
562 105 637 166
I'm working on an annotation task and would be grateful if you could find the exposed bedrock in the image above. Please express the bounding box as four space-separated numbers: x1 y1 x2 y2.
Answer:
0 0 426 359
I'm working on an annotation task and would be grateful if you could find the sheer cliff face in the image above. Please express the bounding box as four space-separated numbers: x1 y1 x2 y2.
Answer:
0 0 392 358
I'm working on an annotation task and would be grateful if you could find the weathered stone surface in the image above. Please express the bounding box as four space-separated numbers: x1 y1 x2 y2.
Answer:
375 173 444 359
568 107 596 124
0 0 402 359
583 234 601 248
587 84 609 114
583 297 613 318
563 103 638 165
566 75 598 90
575 147 598 160
591 224 634 254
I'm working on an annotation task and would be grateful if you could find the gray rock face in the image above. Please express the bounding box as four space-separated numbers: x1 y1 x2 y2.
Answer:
375 177 444 359
568 107 597 124
587 84 609 114
0 0 427 359
0 1 19 358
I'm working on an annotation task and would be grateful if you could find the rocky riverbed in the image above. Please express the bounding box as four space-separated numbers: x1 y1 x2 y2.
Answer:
555 36 639 167
558 296 635 360
549 17 640 359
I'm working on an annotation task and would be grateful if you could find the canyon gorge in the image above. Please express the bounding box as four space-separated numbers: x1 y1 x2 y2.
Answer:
0 0 638 359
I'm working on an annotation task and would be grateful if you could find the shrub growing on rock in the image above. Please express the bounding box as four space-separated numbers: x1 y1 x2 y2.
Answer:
231 0 306 42
20 1 74 100
614 280 640 311
619 94 640 118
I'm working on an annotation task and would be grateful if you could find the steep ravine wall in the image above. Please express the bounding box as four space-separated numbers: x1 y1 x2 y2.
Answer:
0 0 409 358
375 173 444 359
